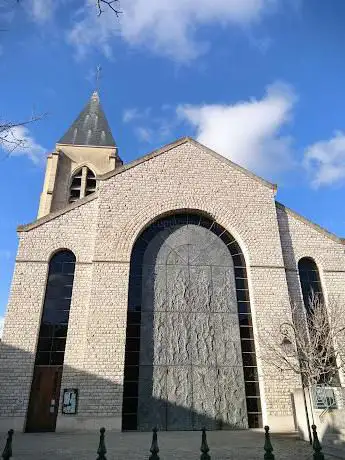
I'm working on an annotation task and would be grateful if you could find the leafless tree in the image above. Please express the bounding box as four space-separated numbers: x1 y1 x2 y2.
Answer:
0 114 45 159
262 293 345 388
0 0 121 157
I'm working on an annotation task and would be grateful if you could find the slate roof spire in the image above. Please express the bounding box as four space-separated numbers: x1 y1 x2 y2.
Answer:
58 91 116 147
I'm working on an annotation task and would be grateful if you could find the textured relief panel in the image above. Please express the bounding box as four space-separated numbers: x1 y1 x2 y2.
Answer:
141 265 166 312
216 367 248 429
190 313 216 367
165 313 191 365
137 223 247 430
166 265 189 312
188 266 213 313
140 312 166 365
211 267 237 313
138 365 167 431
214 313 242 366
166 367 193 430
192 367 218 430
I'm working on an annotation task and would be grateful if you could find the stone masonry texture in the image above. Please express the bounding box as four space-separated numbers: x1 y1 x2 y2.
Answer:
0 138 344 432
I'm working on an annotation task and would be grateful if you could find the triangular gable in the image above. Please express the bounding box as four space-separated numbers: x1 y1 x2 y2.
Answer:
98 137 277 191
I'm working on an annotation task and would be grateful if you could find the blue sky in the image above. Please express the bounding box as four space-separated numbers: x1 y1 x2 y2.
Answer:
1 0 345 333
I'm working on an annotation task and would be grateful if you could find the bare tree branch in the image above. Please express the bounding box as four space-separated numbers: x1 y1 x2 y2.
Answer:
96 0 122 17
0 113 46 160
259 294 345 388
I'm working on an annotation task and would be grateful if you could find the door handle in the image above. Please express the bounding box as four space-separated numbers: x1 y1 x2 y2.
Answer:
49 399 56 414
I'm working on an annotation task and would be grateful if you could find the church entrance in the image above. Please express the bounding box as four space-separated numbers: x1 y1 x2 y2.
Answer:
26 367 62 432
122 213 262 431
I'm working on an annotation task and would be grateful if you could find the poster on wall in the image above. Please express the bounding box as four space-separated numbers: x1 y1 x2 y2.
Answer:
62 389 78 414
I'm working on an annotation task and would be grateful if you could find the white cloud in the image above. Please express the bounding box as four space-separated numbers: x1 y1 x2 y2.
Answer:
1 125 46 164
122 107 151 123
67 0 279 61
27 0 57 22
178 82 296 177
0 316 4 339
135 126 152 142
304 131 345 188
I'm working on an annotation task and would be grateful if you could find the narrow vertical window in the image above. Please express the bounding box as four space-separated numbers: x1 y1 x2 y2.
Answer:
26 250 76 432
298 257 323 313
35 250 76 365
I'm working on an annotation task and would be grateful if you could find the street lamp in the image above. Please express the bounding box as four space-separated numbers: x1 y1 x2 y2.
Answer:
279 322 312 444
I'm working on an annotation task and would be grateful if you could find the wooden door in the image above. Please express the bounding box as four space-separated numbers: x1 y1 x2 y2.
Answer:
26 366 62 432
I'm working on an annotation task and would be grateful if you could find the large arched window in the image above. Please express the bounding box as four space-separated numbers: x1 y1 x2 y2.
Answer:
298 257 323 312
35 250 76 365
122 213 262 431
69 166 96 203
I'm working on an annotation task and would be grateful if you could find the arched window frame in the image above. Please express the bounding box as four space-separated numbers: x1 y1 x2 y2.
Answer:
34 249 76 366
297 257 339 386
69 166 96 203
298 257 324 314
122 212 262 430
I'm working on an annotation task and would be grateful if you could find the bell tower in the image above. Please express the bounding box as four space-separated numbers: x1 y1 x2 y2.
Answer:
37 91 122 218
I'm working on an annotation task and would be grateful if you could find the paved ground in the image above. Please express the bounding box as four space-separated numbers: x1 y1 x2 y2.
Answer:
1 429 344 459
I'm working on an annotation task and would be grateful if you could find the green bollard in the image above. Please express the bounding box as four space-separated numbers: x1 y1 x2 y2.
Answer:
96 427 107 460
1 429 14 460
264 426 275 460
312 425 325 460
200 427 211 460
149 427 160 460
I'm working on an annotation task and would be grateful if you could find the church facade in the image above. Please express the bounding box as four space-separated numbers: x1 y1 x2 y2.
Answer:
0 92 344 433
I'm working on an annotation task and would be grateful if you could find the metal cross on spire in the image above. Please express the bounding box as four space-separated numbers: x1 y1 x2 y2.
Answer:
95 64 102 92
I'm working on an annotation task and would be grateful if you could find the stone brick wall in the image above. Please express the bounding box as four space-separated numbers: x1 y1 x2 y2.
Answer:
0 197 98 430
276 203 345 385
1 138 344 432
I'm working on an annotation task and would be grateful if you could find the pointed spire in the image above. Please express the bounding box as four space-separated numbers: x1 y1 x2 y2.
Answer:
58 91 116 147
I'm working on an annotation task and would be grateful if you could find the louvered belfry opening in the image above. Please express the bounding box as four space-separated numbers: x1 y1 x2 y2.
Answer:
69 166 97 203
122 213 262 431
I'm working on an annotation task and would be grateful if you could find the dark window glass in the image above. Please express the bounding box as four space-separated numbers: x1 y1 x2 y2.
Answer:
127 325 141 338
237 302 251 314
232 254 244 267
245 381 261 396
123 382 139 398
246 397 262 413
36 352 50 365
122 414 137 430
241 339 255 353
239 314 252 326
243 367 259 381
235 278 248 290
298 258 324 311
127 312 141 324
234 267 247 278
124 366 139 380
242 353 257 366
237 290 250 302
122 398 138 413
248 413 263 428
37 338 52 352
35 250 75 366
240 326 254 339
124 351 140 365
126 338 141 352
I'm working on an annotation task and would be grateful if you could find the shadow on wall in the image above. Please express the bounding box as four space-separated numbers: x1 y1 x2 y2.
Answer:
0 341 226 434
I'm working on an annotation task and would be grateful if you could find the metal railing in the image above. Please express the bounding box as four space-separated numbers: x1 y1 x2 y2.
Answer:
1 424 326 459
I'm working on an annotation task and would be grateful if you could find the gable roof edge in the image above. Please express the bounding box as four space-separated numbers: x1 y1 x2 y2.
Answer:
18 193 98 232
98 136 277 191
275 201 345 245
